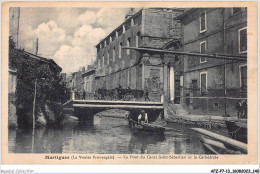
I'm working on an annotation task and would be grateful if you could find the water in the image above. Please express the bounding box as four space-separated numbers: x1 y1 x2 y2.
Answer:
9 115 206 154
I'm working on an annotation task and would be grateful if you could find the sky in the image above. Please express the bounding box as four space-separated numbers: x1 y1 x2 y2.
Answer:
17 8 129 74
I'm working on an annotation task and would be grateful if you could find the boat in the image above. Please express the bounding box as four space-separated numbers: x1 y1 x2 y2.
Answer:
200 137 242 154
225 119 247 143
128 119 165 135
191 128 247 154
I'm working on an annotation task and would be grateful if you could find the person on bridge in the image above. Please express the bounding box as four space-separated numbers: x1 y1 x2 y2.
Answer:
83 90 86 100
144 88 150 101
138 112 142 124
242 100 247 119
235 100 243 119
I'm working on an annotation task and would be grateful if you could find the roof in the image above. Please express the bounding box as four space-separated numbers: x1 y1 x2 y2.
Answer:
96 8 184 48
82 69 96 77
21 50 62 73
95 9 143 48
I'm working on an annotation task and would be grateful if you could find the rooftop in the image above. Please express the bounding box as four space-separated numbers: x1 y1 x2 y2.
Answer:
96 8 143 48
21 50 62 73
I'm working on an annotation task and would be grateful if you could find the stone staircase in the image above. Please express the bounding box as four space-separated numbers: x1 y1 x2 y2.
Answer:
166 103 189 118
174 104 190 116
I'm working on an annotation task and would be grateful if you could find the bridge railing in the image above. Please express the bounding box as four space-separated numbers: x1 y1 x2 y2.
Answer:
72 91 95 100
71 91 162 102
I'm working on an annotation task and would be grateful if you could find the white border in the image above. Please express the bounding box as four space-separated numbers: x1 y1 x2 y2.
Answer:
1 164 259 174
119 42 122 59
1 3 259 174
98 58 101 68
239 64 247 88
199 10 207 33
107 50 110 64
127 37 130 55
112 47 115 62
102 54 104 67
200 40 207 63
200 71 207 94
238 27 247 54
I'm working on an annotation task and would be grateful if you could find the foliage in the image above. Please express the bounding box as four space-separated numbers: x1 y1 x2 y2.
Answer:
9 37 65 127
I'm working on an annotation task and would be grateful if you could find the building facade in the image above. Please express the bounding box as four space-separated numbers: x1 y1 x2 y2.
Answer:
94 8 183 101
176 8 247 116
70 67 86 92
82 69 95 93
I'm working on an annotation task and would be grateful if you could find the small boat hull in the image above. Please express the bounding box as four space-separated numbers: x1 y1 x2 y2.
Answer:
129 119 165 135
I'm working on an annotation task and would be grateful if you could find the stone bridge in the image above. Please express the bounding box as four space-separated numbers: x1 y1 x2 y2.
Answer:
64 99 164 125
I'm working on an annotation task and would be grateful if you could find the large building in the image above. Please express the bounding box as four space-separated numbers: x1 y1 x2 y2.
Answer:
94 8 184 102
70 67 86 92
176 8 247 116
82 69 95 93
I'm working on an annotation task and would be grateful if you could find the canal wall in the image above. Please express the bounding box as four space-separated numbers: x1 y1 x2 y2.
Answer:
165 103 238 130
39 101 64 126
15 100 64 129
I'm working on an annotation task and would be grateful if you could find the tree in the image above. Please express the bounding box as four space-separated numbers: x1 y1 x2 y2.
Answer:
9 38 64 128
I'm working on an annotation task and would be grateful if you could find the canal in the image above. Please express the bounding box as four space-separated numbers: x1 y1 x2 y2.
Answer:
9 112 210 154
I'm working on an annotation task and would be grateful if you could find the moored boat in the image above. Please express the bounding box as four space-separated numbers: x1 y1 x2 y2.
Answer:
128 119 165 135
200 137 243 154
225 119 247 143
191 128 247 154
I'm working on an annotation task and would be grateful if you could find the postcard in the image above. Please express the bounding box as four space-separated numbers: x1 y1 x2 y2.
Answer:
1 1 258 165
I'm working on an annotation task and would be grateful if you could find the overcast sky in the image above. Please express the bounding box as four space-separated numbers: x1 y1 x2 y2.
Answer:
18 8 129 74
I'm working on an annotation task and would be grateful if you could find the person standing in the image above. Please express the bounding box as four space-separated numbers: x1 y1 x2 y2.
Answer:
144 112 149 123
83 90 86 100
138 113 142 124
242 100 247 119
138 110 145 123
235 100 243 119
75 91 78 100
144 88 150 101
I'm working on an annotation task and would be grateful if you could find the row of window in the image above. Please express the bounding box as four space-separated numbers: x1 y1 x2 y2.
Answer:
199 26 247 63
98 32 141 68
198 64 247 95
98 13 142 50
199 8 245 34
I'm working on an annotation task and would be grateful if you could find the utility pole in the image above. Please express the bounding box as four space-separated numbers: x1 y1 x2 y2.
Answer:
36 38 39 55
223 12 227 116
32 78 37 136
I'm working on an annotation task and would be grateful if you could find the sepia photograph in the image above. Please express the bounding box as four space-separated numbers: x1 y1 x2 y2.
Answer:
1 1 258 167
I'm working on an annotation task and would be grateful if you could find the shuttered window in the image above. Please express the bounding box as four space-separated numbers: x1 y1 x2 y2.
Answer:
200 11 207 33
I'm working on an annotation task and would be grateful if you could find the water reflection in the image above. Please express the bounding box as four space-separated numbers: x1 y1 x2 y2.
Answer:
128 134 165 154
9 116 206 154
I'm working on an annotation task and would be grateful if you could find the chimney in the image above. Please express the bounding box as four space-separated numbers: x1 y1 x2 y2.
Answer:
125 8 135 20
82 67 85 72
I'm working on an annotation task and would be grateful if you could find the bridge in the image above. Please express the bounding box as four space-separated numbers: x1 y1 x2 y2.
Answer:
63 99 164 125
